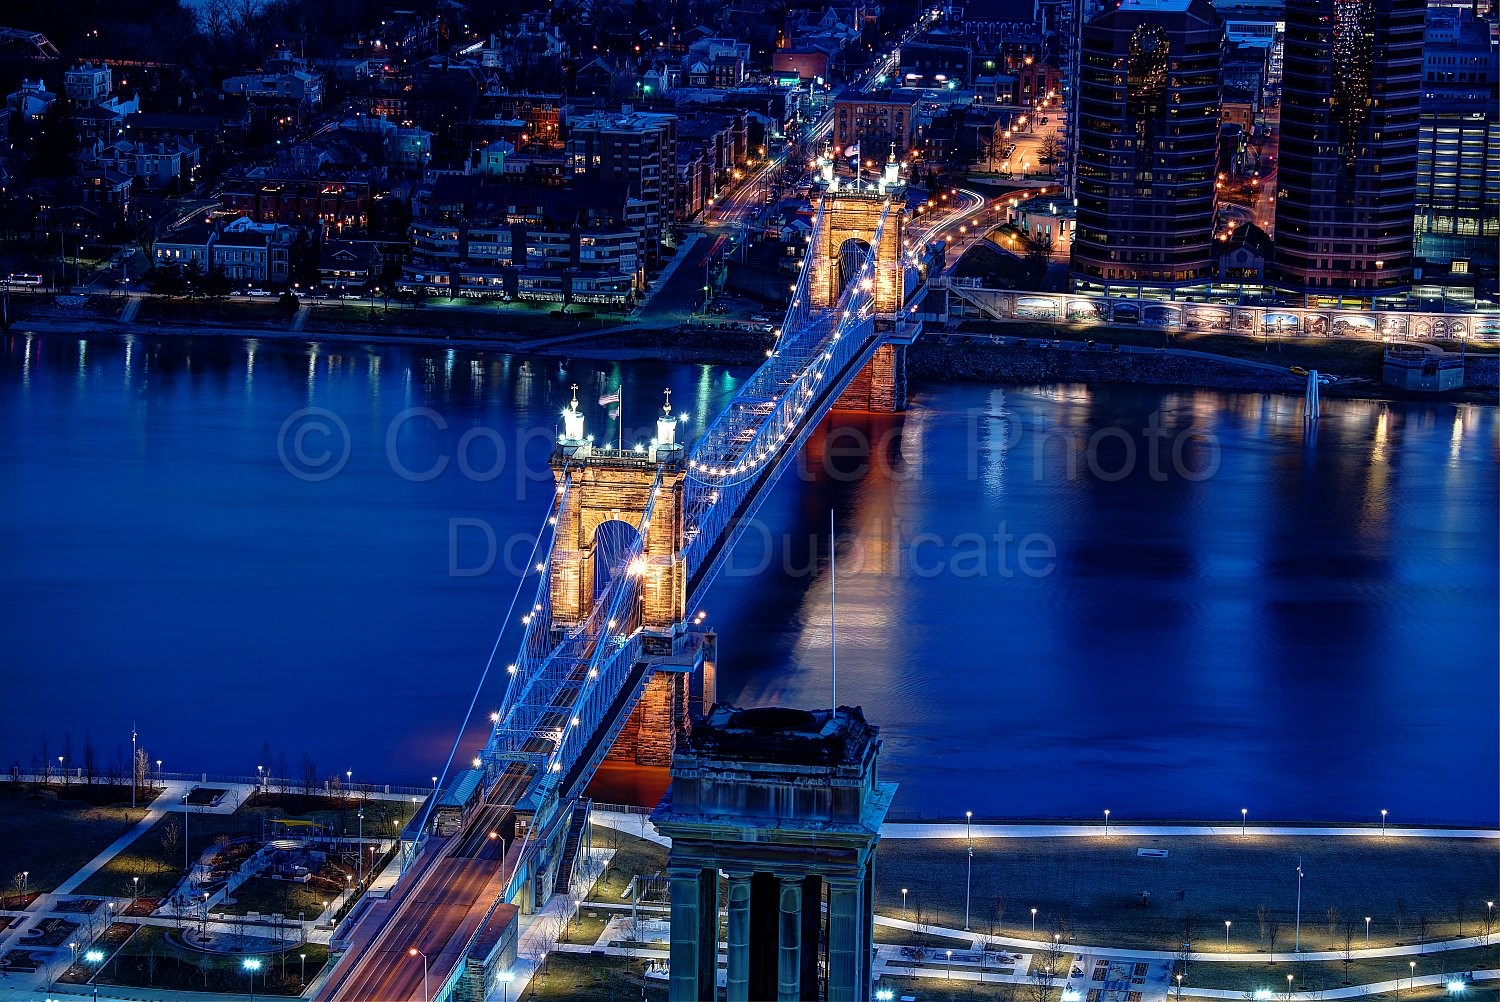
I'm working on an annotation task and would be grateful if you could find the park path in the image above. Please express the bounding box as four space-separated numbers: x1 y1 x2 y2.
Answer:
53 780 192 895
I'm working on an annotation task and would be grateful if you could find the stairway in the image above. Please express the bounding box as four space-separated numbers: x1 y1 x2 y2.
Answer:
553 798 591 897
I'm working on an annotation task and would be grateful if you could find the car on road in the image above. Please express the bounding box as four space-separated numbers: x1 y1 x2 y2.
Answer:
246 289 272 297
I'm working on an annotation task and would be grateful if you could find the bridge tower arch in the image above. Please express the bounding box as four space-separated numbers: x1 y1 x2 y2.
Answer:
548 393 688 634
810 153 910 413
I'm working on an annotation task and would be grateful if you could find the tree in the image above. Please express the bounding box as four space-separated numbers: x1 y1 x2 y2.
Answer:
1394 898 1407 940
161 820 180 876
1341 922 1355 983
1267 922 1281 961
8 872 25 909
1326 907 1339 940
1456 894 1466 937
1258 905 1269 942
82 733 98 786
1030 928 1065 1002
1037 136 1062 166
135 748 150 797
301 754 317 799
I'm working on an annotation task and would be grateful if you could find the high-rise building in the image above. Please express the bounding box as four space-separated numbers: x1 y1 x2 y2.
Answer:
1271 0 1424 297
1071 0 1224 293
1414 12 1499 264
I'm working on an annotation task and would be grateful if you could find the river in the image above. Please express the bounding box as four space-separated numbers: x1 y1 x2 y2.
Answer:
2 331 1495 825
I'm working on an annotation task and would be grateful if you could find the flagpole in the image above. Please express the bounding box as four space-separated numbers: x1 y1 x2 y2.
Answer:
618 382 623 452
830 508 836 710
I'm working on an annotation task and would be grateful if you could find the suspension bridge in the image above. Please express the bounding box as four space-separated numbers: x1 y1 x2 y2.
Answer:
318 154 926 1002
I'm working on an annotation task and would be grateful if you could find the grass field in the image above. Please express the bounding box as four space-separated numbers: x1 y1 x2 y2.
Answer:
587 829 667 903
217 875 331 918
0 784 146 897
526 952 666 1001
875 834 1499 953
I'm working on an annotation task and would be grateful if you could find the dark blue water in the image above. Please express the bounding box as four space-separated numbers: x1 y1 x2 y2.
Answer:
2 332 1496 825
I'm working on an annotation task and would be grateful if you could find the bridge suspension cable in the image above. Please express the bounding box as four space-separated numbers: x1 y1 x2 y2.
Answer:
678 198 895 586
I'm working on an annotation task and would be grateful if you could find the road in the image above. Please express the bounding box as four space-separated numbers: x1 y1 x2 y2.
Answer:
316 766 532 1002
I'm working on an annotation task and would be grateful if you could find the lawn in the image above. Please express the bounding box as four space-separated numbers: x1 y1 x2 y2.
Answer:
88 924 328 996
135 297 292 328
525 953 667 1001
217 875 334 919
0 783 147 898
587 829 667 904
875 834 1499 953
1180 943 1500 994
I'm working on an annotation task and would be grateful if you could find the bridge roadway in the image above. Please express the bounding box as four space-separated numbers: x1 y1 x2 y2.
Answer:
316 765 531 1002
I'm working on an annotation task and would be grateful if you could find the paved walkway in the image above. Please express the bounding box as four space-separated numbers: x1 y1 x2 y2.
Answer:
55 782 189 894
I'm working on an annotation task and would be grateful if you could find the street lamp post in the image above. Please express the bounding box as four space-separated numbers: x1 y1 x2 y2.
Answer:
243 957 262 1001
1294 865 1304 952
1103 809 1110 837
1286 975 1294 1000
182 792 191 879
499 970 515 1002
1410 961 1416 994
132 876 139 906
299 952 306 986
1241 808 1247 836
1364 916 1371 947
1381 809 1388 835
901 887 908 920
1224 920 1231 951
1031 907 1038 934
408 948 429 1002
964 809 973 932
357 810 365 886
131 727 138 809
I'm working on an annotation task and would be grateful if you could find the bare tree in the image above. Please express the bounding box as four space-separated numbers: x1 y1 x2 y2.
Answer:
1326 907 1340 941
82 733 98 786
1267 922 1281 962
1258 904 1269 942
300 754 317 799
1341 922 1355 983
1417 914 1429 941
134 748 150 798
161 820 180 877
912 895 930 950
1030 930 1065 1002
1394 898 1407 940
1455 894 1466 937
8 872 25 908
988 896 1006 946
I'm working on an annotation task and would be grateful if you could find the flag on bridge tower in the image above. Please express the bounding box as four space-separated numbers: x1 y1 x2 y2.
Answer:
598 390 620 406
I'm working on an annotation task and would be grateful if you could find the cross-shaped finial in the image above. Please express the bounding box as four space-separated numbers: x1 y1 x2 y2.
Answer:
570 383 579 408
662 387 672 414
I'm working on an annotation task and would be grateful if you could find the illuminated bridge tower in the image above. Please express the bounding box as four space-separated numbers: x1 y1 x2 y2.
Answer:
653 705 896 1002
812 148 909 413
548 390 701 766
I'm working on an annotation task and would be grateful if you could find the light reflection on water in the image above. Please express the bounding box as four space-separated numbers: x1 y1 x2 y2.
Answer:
0 332 1495 824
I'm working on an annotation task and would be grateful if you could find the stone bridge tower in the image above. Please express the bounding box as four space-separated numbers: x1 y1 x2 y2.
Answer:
810 153 908 413
548 390 688 634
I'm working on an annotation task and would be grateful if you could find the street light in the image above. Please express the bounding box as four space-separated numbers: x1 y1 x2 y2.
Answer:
244 957 262 1000
499 970 515 1002
1381 809 1388 835
901 887 908 920
1031 907 1038 933
1410 961 1416 993
1364 916 1371 947
407 948 429 1002
1224 920 1231 950
300 952 306 986
1103 809 1110 837
1294 865 1304 952
946 948 953 979
132 876 139 905
1286 975 1294 1000
1241 808 1247 836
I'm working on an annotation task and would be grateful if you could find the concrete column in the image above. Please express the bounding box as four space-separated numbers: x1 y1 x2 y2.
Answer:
667 865 705 1002
726 871 753 1002
825 874 864 1001
776 874 804 1001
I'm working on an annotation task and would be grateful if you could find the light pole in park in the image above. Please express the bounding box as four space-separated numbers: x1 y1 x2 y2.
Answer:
901 887 908 920
243 957 262 1001
1224 920 1231 951
964 810 973 932
1241 808 1247 836
1293 864 1304 952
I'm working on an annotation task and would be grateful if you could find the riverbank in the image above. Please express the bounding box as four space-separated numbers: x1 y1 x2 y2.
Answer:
7 308 1496 403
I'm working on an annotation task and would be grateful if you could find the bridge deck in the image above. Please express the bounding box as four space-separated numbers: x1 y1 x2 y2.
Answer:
317 770 530 1001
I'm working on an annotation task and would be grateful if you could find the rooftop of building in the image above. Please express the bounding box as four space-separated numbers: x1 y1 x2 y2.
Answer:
681 704 879 767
